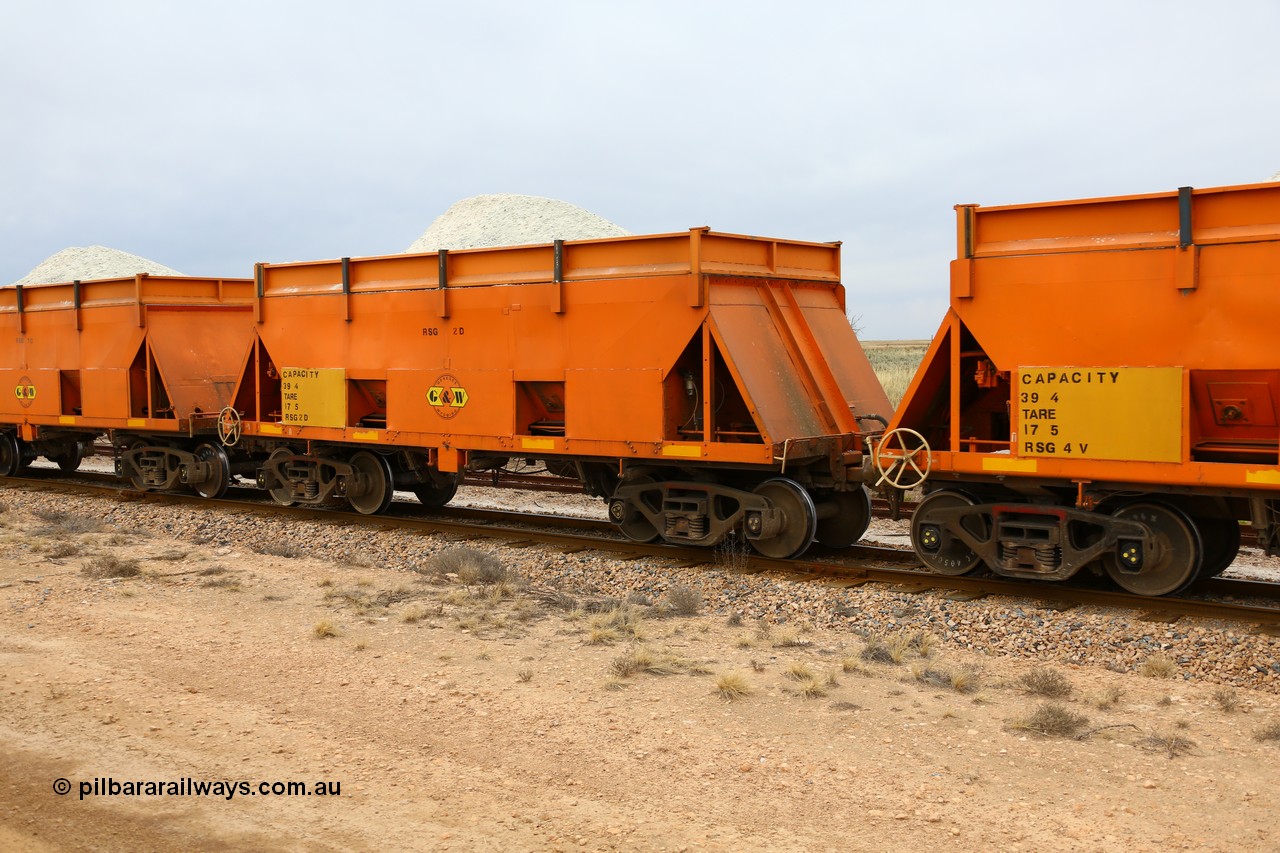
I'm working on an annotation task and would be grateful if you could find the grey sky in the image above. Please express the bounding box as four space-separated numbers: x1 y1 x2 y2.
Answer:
2 0 1276 339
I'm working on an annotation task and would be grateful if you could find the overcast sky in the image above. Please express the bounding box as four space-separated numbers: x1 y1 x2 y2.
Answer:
2 0 1277 339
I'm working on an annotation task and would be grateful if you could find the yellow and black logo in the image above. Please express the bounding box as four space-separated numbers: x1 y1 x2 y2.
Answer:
426 374 469 420
14 376 35 409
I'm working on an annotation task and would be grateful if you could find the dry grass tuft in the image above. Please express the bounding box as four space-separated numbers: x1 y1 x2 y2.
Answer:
342 550 375 569
313 619 339 639
374 586 417 608
662 583 702 616
200 577 241 591
610 646 682 678
908 631 939 657
432 546 509 586
1020 666 1073 698
773 631 811 649
529 587 579 611
1012 703 1090 738
725 611 743 627
859 630 937 662
911 662 979 693
252 541 302 558
713 532 752 571
841 656 869 676
490 580 522 602
33 510 101 536
1095 685 1125 709
784 662 814 681
1139 654 1180 679
44 541 80 559
588 627 620 645
1254 721 1280 742
590 604 646 640
82 555 141 579
609 647 649 677
1142 733 1196 758
517 669 534 683
400 605 428 624
714 671 753 701
1212 687 1241 713
442 588 471 607
795 677 828 700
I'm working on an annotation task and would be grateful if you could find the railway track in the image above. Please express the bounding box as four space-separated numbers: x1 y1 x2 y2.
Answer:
7 470 1280 628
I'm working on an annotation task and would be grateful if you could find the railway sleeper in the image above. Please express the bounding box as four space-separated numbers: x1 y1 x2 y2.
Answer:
918 501 1156 582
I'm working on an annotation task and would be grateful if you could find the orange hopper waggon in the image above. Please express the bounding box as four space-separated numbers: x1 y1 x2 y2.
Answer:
876 181 1280 595
0 274 256 494
235 229 889 557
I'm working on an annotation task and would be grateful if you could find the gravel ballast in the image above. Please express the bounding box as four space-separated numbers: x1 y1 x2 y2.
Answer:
7 485 1280 692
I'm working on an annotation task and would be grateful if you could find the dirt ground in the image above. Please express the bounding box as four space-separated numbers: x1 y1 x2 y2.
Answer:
2 505 1280 852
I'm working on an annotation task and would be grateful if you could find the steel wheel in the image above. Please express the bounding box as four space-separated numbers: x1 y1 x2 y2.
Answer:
347 451 394 515
266 448 297 506
192 442 231 499
0 433 20 477
911 490 986 576
412 474 459 508
1195 516 1241 578
748 478 817 559
609 476 661 543
50 442 86 473
1104 502 1202 596
815 487 872 548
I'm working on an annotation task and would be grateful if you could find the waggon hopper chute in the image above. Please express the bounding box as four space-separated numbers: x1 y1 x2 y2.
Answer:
881 181 1280 594
246 229 890 557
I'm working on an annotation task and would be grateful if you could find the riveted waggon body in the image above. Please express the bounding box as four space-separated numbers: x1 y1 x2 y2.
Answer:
236 229 889 556
879 181 1280 594
0 275 255 493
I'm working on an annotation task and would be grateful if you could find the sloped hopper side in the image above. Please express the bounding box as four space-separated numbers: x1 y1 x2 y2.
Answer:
708 278 890 445
145 306 257 417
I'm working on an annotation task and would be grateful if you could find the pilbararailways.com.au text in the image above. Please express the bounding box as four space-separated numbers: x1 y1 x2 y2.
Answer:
54 777 341 801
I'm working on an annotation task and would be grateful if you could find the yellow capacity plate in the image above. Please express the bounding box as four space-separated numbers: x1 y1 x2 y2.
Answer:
281 368 346 428
1015 367 1182 463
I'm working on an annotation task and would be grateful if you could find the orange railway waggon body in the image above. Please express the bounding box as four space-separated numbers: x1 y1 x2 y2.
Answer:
879 181 1280 594
213 229 888 558
0 275 256 494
